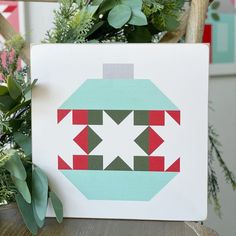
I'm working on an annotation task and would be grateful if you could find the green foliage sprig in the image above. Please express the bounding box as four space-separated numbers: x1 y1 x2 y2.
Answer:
0 36 63 235
143 0 185 31
44 0 95 43
208 125 236 216
45 0 185 44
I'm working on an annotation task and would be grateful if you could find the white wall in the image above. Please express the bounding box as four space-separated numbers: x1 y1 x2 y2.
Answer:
205 76 236 236
24 2 56 43
23 3 236 235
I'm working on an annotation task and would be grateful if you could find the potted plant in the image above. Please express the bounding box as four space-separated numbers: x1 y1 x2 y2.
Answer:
0 36 63 235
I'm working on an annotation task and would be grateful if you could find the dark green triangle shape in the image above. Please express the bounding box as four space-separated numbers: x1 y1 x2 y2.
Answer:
134 127 149 154
105 156 132 171
105 110 132 124
88 127 102 153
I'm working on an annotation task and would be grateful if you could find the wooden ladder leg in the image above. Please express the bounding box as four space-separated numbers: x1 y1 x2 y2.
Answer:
0 13 30 65
185 0 210 43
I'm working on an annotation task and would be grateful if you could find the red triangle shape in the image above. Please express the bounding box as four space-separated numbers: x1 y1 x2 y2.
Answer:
73 126 88 153
166 158 180 172
4 6 17 13
148 127 164 155
57 109 71 123
58 155 72 169
166 110 181 125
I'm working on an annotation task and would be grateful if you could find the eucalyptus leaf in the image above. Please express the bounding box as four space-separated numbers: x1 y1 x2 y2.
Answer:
121 0 142 10
99 0 118 13
108 4 132 29
15 194 38 235
50 191 63 223
12 176 31 203
14 132 31 156
129 9 147 26
32 167 48 221
33 205 45 228
4 151 26 180
0 85 8 95
7 75 22 101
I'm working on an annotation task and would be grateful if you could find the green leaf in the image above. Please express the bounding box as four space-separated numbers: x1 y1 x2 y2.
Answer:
211 12 220 21
127 26 152 43
4 151 26 180
24 90 31 102
211 1 220 10
31 78 38 88
14 132 31 156
121 0 142 10
87 5 99 15
175 0 186 10
86 21 104 37
0 85 8 95
50 191 63 223
6 100 31 117
99 0 118 13
88 40 100 43
32 166 48 221
33 205 45 228
92 0 104 5
165 15 180 31
12 176 31 203
0 94 17 112
15 194 38 235
108 4 132 29
24 78 38 99
7 75 22 101
129 9 147 26
8 119 24 132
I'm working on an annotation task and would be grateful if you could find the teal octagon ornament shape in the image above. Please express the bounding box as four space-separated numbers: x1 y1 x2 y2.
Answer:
57 78 181 201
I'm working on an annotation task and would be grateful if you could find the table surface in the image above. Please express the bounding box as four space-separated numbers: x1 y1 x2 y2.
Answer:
0 204 217 236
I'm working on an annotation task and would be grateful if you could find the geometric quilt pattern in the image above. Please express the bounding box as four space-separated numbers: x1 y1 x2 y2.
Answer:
57 109 181 172
57 79 181 201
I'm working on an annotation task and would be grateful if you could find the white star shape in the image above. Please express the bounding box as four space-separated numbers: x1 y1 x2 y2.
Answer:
90 111 147 169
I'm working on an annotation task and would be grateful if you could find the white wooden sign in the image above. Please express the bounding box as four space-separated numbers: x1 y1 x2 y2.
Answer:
31 44 209 221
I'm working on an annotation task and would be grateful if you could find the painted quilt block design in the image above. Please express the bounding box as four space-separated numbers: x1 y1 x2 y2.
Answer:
204 12 235 64
0 1 19 32
32 44 209 220
57 78 181 201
